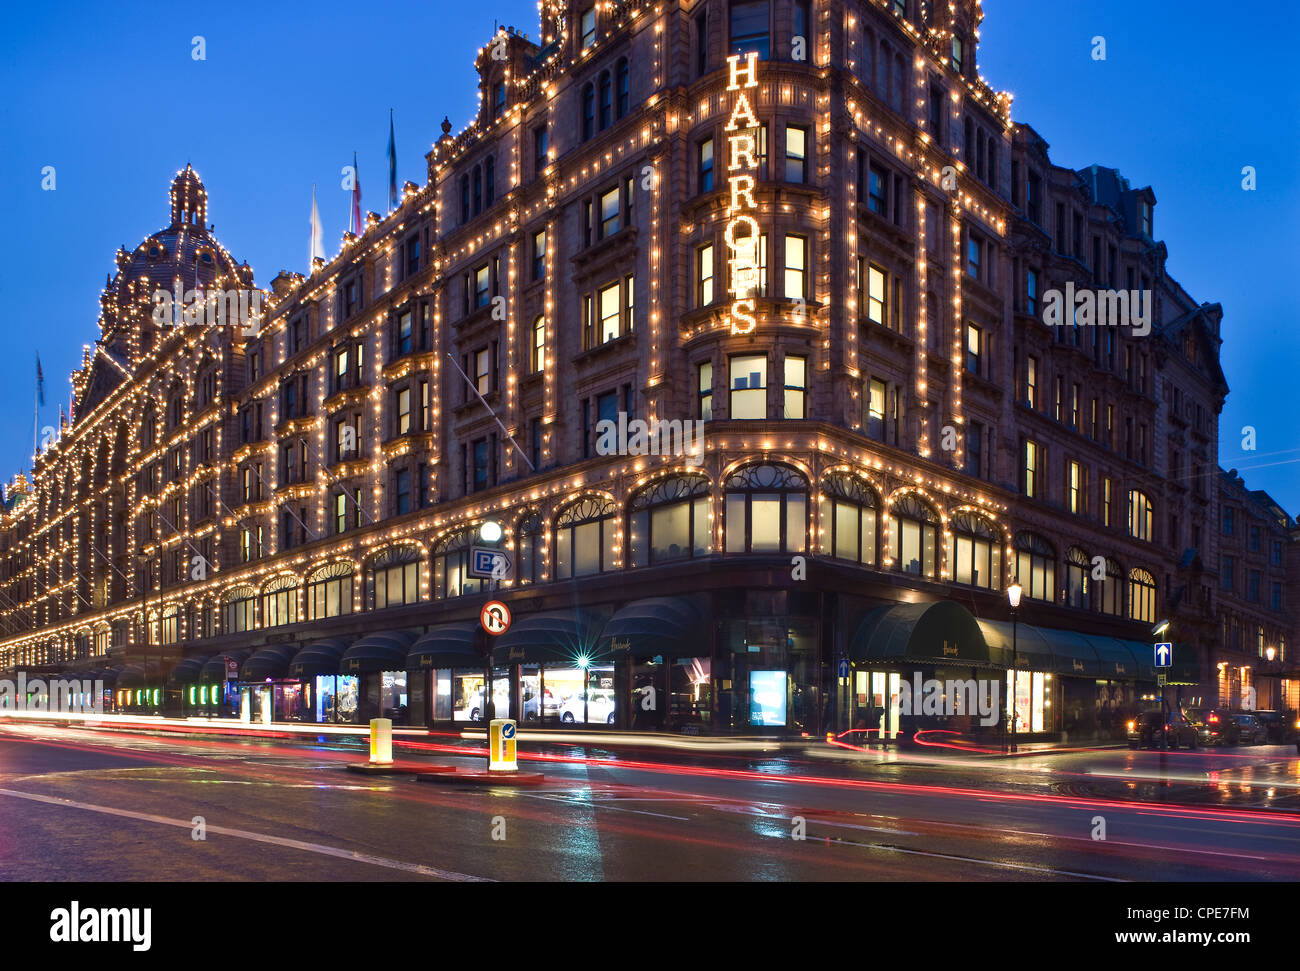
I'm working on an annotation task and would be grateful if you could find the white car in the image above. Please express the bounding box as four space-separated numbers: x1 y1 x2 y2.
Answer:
560 688 616 725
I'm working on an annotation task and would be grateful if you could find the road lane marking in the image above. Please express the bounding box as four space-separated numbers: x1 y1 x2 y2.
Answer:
517 792 690 821
813 834 1128 881
0 787 491 882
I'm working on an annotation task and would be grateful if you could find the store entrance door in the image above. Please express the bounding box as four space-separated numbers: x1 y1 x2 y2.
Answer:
852 671 901 742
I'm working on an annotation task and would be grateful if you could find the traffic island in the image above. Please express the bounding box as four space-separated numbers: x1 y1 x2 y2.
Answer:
416 769 546 787
345 762 458 777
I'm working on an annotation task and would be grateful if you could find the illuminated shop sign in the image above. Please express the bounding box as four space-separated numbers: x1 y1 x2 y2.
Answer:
725 52 761 336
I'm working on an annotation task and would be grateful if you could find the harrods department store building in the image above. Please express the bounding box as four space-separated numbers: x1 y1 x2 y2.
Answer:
1 0 1296 739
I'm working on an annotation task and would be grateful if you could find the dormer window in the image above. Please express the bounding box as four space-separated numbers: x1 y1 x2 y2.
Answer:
492 82 505 119
1139 200 1153 237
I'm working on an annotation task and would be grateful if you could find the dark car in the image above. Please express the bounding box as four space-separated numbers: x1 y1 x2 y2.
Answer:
1233 713 1268 745
1127 709 1199 749
1252 710 1298 744
1183 707 1241 746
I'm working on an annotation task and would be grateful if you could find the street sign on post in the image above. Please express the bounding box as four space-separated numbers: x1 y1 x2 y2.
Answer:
1154 642 1173 668
489 718 517 771
480 600 511 635
1157 673 1167 686
469 546 512 580
837 658 850 679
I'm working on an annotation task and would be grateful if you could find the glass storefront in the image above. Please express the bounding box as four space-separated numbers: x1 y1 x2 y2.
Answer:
853 671 902 740
1006 670 1050 733
313 674 358 723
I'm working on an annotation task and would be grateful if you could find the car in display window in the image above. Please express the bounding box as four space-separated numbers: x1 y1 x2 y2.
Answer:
459 686 538 722
1127 709 1198 749
1233 713 1268 745
560 688 616 724
1183 707 1241 746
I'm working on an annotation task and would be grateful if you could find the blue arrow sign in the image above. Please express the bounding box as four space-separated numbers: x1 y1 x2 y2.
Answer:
502 722 516 739
837 658 850 678
1154 642 1173 668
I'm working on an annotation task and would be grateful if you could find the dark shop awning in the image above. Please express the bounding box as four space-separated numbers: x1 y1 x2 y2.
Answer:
115 665 151 689
166 655 212 687
241 644 300 681
288 638 353 680
850 601 993 667
341 630 415 674
407 623 481 671
1083 637 1144 679
492 610 606 666
595 596 709 661
976 621 1102 677
199 651 251 683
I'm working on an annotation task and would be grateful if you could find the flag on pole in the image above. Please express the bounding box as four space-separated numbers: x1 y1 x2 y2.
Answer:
309 183 326 265
36 354 45 407
349 151 363 236
387 109 399 211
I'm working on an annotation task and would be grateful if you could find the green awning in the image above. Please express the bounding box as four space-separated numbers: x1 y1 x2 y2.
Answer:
976 620 1102 676
850 601 992 667
595 596 709 661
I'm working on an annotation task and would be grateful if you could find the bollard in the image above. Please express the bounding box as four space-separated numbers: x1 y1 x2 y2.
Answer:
488 718 517 772
370 717 393 764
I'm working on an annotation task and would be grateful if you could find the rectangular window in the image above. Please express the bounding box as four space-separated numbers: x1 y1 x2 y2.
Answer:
697 243 714 306
1102 477 1113 527
473 264 490 308
532 229 546 281
964 422 983 477
784 235 806 298
581 7 596 49
396 387 411 436
1069 460 1083 514
698 361 713 420
1071 383 1081 429
867 264 886 324
965 323 981 376
599 186 620 238
599 281 621 343
474 348 492 395
785 126 807 183
730 0 770 59
783 356 806 419
966 235 981 279
867 379 885 441
730 354 767 420
1023 439 1041 498
1025 355 1039 409
1222 556 1235 591
698 138 714 192
1026 268 1038 315
473 439 490 492
533 126 548 174
867 165 887 214
397 310 412 356
394 468 411 516
532 317 546 373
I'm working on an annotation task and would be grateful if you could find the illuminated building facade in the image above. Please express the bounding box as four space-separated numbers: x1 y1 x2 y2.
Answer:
1 0 1293 738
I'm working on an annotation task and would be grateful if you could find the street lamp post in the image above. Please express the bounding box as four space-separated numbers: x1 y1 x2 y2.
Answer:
135 551 153 713
1007 580 1023 754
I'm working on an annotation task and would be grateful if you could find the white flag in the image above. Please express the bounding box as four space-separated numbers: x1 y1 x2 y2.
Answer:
309 183 326 266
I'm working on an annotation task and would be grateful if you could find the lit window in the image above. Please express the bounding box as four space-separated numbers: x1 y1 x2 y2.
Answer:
599 186 620 237
600 282 621 342
581 7 596 49
784 234 805 298
697 243 714 306
729 354 767 419
531 316 546 372
785 126 807 183
783 355 806 419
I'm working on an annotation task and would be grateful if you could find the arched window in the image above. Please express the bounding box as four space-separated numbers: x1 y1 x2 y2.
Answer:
889 494 939 578
951 511 1001 589
725 464 808 554
1128 490 1153 541
222 585 256 633
628 475 710 568
615 58 629 118
307 562 353 620
516 510 543 585
261 575 300 628
555 497 615 578
598 70 612 129
822 473 878 566
1097 558 1122 616
368 546 422 609
1128 568 1157 623
582 83 595 141
433 528 486 599
1065 546 1090 609
1013 532 1056 602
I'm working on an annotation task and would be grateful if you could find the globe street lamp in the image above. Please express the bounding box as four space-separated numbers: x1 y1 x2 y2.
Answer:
1007 579 1023 754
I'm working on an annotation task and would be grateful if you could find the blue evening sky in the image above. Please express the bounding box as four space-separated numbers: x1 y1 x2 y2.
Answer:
0 0 1295 513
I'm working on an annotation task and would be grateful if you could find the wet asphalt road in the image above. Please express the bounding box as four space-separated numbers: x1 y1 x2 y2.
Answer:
1 721 1298 882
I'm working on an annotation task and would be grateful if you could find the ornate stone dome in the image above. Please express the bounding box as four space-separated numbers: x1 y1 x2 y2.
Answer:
100 165 251 347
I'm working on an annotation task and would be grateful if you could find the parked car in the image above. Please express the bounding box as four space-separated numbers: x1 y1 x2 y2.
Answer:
1252 710 1298 744
1233 713 1268 745
1127 709 1199 749
560 688 616 725
1183 707 1241 746
462 685 538 721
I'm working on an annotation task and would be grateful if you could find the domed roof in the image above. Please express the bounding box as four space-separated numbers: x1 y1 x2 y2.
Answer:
107 165 247 308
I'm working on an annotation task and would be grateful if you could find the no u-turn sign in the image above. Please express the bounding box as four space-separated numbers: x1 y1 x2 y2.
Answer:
480 600 511 635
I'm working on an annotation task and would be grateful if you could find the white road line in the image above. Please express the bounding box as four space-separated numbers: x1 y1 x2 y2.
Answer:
517 792 690 821
818 834 1129 882
0 787 491 882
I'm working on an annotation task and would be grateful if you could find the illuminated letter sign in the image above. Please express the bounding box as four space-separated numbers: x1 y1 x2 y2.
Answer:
725 52 761 335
